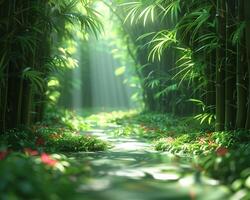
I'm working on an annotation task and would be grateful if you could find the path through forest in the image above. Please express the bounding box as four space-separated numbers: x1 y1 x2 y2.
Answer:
71 128 230 200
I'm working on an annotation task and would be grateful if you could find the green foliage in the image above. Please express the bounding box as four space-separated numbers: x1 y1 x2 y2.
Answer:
173 48 203 86
22 68 46 93
0 154 71 199
123 1 156 25
44 108 91 131
154 83 177 98
0 129 36 151
0 108 109 152
189 99 216 125
154 132 217 155
112 112 210 141
0 152 90 199
177 4 212 44
199 146 250 200
232 22 246 45
0 127 108 153
155 130 250 155
40 128 109 152
154 129 250 198
122 0 180 25
118 0 214 116
148 30 177 61
108 110 250 198
0 0 104 130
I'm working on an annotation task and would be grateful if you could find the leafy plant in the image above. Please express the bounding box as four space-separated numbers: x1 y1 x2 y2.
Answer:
0 152 89 199
189 99 216 125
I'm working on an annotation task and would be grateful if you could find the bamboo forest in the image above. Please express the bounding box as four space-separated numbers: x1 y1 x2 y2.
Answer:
1 0 250 199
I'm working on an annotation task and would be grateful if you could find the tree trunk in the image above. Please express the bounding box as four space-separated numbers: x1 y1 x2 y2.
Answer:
236 0 248 129
21 81 33 126
225 0 237 130
244 0 250 129
215 0 226 131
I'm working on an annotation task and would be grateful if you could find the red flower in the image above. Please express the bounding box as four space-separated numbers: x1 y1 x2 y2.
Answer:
216 147 228 156
0 150 8 160
24 148 39 156
35 137 45 146
40 153 58 167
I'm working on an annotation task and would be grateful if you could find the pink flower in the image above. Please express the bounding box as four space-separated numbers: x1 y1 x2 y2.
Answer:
216 147 228 156
40 153 58 167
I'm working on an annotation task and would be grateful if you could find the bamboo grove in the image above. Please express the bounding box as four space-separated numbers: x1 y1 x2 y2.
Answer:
0 0 102 132
108 0 250 131
1 0 250 133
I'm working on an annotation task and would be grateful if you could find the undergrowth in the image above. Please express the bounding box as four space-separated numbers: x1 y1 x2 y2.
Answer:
0 152 92 199
0 108 109 199
0 108 109 153
110 112 250 199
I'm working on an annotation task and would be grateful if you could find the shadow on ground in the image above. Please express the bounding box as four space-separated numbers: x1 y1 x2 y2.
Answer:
68 130 230 200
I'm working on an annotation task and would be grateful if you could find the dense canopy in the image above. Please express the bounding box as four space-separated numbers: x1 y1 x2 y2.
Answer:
0 0 250 199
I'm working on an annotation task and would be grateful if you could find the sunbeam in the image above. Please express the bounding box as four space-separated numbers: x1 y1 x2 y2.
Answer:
1 0 250 199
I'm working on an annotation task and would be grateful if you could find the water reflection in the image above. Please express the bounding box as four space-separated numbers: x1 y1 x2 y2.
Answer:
69 130 230 200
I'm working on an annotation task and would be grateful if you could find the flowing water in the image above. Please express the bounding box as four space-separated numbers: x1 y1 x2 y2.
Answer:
71 129 230 200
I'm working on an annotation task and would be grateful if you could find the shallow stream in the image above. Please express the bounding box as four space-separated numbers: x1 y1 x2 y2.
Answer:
71 129 230 200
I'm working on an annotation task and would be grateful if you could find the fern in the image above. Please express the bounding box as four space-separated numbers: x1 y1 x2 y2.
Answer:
22 68 46 93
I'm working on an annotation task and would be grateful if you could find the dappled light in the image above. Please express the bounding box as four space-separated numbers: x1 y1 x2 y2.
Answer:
89 37 133 109
1 0 250 199
70 127 230 199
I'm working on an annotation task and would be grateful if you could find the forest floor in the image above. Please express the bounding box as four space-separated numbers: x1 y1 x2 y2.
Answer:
0 109 249 199
76 110 250 200
71 127 230 200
